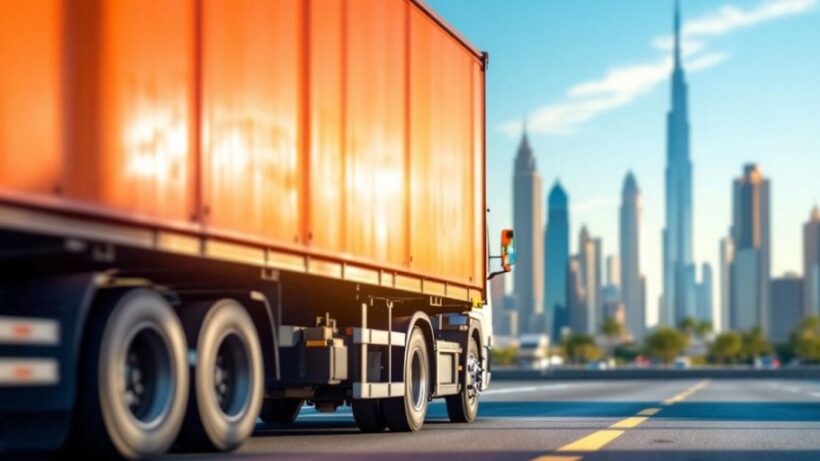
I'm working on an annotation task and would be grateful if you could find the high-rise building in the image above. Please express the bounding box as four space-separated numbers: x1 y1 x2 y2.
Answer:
606 255 621 289
602 256 626 336
578 226 602 335
696 263 713 323
620 172 646 341
567 256 587 334
730 163 770 333
770 274 803 344
804 206 820 317
490 274 514 336
512 126 543 335
719 236 734 332
662 0 696 328
544 181 570 340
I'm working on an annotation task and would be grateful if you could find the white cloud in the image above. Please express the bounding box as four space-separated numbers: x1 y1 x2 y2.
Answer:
687 52 729 71
501 0 817 137
683 0 816 36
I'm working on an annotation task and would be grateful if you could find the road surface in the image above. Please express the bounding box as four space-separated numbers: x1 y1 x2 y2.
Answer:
13 378 820 460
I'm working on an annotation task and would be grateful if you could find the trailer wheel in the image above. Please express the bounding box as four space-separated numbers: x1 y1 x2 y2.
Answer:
352 399 387 433
177 299 264 452
384 326 429 432
76 288 189 459
259 398 304 424
446 335 480 423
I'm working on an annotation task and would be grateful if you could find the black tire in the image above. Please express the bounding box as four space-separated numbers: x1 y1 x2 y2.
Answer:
446 335 481 423
177 299 264 452
259 398 304 424
75 289 189 459
352 399 387 433
384 326 429 432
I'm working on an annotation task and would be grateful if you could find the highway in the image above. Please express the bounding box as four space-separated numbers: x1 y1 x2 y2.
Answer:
8 378 820 460
170 378 820 461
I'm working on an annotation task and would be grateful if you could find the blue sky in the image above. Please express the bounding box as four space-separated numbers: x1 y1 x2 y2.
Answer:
427 0 820 329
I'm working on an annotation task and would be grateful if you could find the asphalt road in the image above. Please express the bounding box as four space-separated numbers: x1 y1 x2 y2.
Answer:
10 378 820 460
160 378 820 461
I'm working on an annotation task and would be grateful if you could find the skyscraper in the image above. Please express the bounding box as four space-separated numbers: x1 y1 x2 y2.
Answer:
544 181 569 340
567 256 587 334
804 206 820 317
662 0 696 327
620 172 646 341
696 263 713 323
770 274 803 344
490 274 516 337
730 163 770 333
719 236 734 332
578 226 602 335
512 126 543 335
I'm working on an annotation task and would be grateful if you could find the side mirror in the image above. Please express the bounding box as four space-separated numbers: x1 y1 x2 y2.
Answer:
488 228 516 280
501 229 516 271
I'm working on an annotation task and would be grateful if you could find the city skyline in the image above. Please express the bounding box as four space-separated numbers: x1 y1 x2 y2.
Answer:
430 0 820 329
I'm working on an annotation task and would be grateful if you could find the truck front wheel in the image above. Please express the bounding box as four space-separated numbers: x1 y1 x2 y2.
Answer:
446 335 480 423
76 288 189 459
383 326 429 432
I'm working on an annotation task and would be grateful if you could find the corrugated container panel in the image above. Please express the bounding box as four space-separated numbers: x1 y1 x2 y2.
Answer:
409 7 476 284
62 0 196 221
202 0 301 242
0 1 62 194
345 0 408 266
308 0 345 253
472 61 486 288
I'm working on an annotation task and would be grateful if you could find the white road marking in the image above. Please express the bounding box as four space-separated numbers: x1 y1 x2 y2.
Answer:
481 383 571 395
808 392 820 399
782 385 801 393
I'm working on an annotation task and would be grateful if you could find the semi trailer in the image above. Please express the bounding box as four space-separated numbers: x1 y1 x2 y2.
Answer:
0 0 515 458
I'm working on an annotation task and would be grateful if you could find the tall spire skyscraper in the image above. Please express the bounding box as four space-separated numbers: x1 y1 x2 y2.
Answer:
512 124 543 335
662 0 696 326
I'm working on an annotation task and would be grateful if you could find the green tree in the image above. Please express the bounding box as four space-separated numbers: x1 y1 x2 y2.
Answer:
490 346 518 366
708 331 743 364
694 320 713 341
644 327 688 365
678 317 698 338
791 316 820 363
742 327 771 361
562 333 602 365
600 317 623 359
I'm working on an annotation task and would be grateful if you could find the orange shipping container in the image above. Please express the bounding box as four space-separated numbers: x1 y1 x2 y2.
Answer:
0 0 486 299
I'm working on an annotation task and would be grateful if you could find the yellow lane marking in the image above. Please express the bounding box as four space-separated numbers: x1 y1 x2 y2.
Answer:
663 380 710 405
531 456 581 461
557 430 625 452
609 416 648 429
638 407 661 416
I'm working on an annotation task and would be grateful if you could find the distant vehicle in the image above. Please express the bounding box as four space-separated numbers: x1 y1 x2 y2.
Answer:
517 334 550 369
754 356 781 369
585 359 613 370
673 356 692 369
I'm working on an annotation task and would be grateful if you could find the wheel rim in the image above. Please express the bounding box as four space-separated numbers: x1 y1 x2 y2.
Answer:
466 350 478 402
122 323 173 429
410 348 427 410
213 331 252 419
